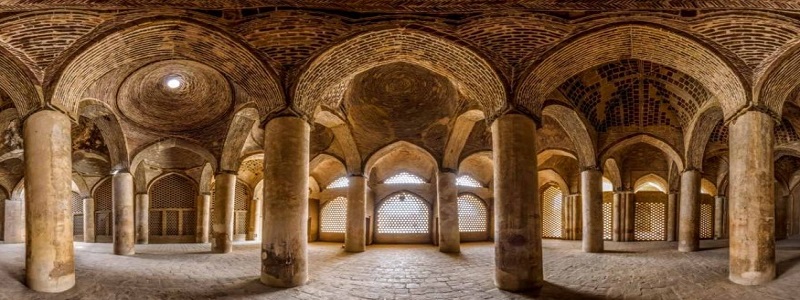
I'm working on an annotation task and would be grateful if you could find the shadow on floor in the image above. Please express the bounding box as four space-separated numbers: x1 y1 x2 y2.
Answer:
507 282 605 299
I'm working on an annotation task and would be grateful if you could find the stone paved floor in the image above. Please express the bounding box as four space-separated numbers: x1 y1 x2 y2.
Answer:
1 237 800 299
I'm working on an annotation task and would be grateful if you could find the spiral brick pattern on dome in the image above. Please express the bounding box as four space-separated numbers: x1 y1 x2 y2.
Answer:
117 60 232 133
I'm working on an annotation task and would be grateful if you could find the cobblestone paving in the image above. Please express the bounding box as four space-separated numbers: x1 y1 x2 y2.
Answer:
1 237 800 299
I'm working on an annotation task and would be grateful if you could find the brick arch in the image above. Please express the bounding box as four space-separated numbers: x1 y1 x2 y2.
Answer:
603 158 623 190
314 110 361 175
539 169 569 195
293 28 507 118
684 104 723 171
364 140 439 183
442 110 485 171
77 98 129 172
634 173 668 193
542 104 596 168
49 18 284 120
219 105 260 173
130 138 218 174
600 134 685 172
0 44 42 118
517 23 748 120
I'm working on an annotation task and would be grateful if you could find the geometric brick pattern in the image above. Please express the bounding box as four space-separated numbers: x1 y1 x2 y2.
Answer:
558 59 709 131
700 203 715 240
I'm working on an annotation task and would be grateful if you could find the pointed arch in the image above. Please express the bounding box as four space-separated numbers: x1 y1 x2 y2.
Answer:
314 110 361 175
634 174 668 193
538 169 569 195
701 178 718 196
49 18 283 119
443 110 486 170
517 23 748 119
77 98 130 171
537 148 577 166
364 141 438 183
294 28 507 118
600 134 685 172
220 105 260 172
458 151 493 187
310 153 347 191
603 158 622 190
0 44 41 118
130 138 218 174
684 104 723 171
542 104 596 168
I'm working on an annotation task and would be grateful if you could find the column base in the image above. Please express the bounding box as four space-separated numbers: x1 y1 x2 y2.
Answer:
27 273 75 293
495 271 543 292
729 270 775 286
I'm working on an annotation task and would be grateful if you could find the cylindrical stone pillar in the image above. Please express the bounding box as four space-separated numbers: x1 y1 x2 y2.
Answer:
624 192 635 241
667 193 678 242
197 193 211 243
678 170 701 252
83 197 95 243
715 196 725 240
438 171 460 253
581 170 603 253
23 110 75 293
729 111 775 285
212 172 236 253
113 172 135 256
491 113 542 292
262 116 309 287
135 193 149 244
612 193 622 242
345 175 367 252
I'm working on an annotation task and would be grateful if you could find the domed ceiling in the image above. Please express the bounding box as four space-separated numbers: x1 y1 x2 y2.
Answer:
345 62 457 159
117 60 233 133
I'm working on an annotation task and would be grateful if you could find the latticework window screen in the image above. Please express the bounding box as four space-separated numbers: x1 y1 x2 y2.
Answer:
457 194 488 233
71 192 83 236
234 180 250 235
376 192 430 234
700 203 714 239
541 185 563 239
634 202 667 241
93 178 112 237
320 196 347 233
383 172 426 185
149 174 197 237
326 177 349 189
603 195 612 240
456 175 482 188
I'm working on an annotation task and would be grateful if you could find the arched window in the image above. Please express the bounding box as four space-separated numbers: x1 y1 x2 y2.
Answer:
326 177 349 189
602 177 614 192
456 175 482 188
320 196 347 233
149 174 197 240
376 192 430 234
541 185 563 239
457 194 487 233
700 195 715 239
71 192 83 236
92 177 112 239
383 172 426 185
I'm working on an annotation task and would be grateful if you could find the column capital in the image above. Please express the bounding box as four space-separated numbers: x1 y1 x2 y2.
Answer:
490 105 541 129
262 107 312 128
725 103 780 125
580 166 602 172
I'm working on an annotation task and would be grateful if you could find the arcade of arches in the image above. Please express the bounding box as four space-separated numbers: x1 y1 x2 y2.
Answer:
3 1 800 298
